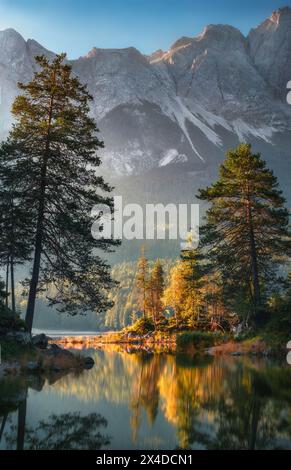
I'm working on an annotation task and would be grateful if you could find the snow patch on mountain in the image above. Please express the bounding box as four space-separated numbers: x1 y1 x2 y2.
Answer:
159 149 188 167
232 119 275 143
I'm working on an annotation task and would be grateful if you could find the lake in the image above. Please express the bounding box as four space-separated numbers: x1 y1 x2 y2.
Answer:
1 347 291 450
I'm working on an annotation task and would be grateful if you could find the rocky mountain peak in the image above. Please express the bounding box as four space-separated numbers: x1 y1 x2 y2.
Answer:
0 28 26 57
168 24 245 55
0 27 25 42
148 49 165 62
170 36 193 51
270 6 291 25
83 46 98 59
250 6 291 35
200 24 245 42
248 6 291 95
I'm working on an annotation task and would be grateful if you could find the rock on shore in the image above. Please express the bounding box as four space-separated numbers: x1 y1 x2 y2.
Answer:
1 333 95 376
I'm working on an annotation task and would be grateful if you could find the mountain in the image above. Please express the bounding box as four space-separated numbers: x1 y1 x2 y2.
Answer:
248 6 291 98
0 7 291 180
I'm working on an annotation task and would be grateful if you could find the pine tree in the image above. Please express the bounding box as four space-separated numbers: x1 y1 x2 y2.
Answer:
135 246 149 318
163 251 203 328
180 249 205 327
147 259 165 324
0 154 34 312
198 143 291 323
1 54 119 331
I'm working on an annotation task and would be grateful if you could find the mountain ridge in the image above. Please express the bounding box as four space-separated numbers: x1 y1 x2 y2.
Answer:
0 7 291 176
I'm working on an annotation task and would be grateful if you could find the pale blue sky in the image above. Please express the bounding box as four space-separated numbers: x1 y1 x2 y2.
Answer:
0 0 290 58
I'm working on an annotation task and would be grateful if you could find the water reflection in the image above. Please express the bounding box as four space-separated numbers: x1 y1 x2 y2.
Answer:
6 412 110 450
1 350 291 450
0 372 110 450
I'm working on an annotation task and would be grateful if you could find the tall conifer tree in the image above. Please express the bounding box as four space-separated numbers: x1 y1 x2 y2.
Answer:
1 54 118 331
198 143 291 323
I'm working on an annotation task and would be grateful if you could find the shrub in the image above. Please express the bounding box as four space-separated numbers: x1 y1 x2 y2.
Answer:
126 317 155 335
177 330 223 350
0 305 27 335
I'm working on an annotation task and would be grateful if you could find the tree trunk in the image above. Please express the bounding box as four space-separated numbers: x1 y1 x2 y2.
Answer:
5 257 9 308
152 289 156 325
248 399 260 450
0 413 8 444
25 157 48 332
9 195 16 313
246 190 261 314
249 225 261 308
17 397 27 450
25 79 55 332
10 253 16 313
143 283 146 319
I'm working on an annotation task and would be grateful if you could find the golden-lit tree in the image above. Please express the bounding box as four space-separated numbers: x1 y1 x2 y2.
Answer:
135 246 149 318
163 251 204 328
147 259 165 325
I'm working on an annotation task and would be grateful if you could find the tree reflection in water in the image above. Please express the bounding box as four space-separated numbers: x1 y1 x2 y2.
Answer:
1 351 291 450
157 357 291 450
130 353 165 442
0 372 110 450
126 353 291 449
7 411 110 450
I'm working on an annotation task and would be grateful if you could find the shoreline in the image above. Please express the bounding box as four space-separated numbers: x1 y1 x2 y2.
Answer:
0 334 95 378
54 331 177 353
54 330 282 357
32 329 112 338
1 328 284 378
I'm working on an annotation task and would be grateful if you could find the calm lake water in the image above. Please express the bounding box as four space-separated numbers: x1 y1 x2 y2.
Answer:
1 348 291 450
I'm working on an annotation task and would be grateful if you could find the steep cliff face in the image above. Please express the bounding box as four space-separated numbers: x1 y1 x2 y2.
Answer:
0 28 31 135
248 7 291 96
0 8 291 176
153 24 282 123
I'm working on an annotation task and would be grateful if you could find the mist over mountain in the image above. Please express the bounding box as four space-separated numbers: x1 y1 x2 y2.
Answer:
0 7 291 179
